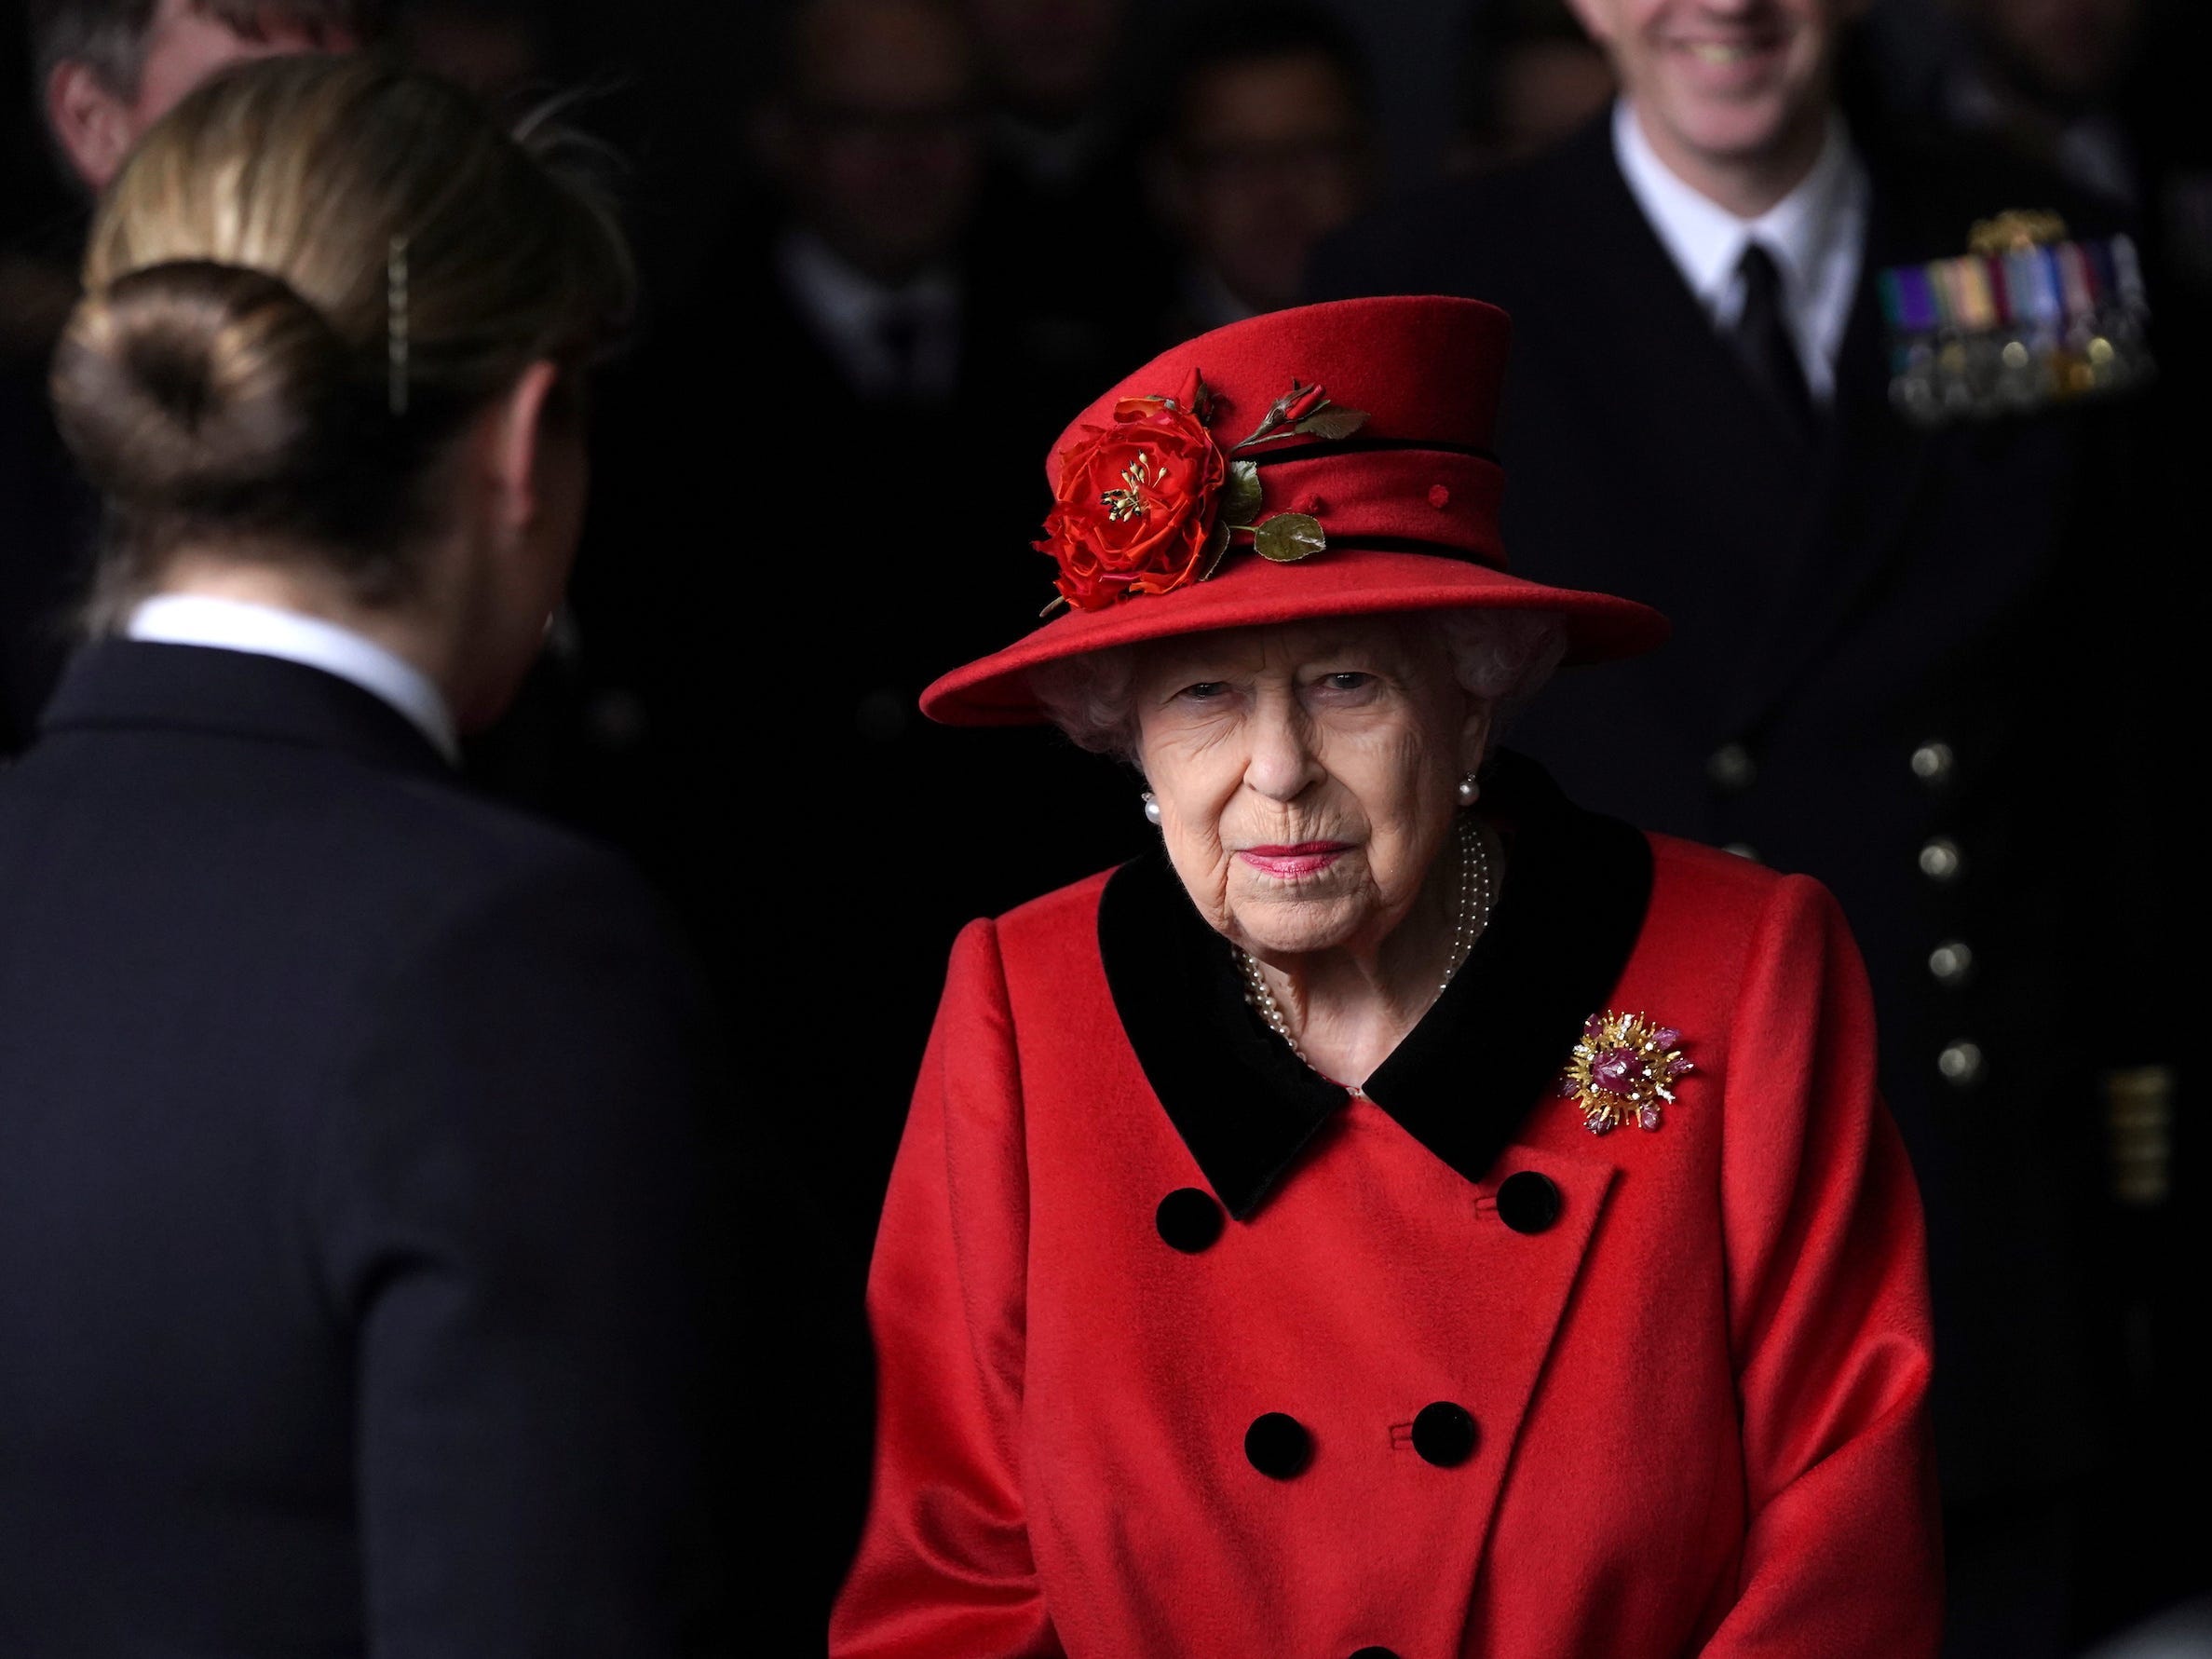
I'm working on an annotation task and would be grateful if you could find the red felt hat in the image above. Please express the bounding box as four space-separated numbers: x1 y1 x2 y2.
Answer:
922 295 1669 725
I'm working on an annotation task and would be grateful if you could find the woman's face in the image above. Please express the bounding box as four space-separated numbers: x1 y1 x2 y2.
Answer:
1131 618 1490 961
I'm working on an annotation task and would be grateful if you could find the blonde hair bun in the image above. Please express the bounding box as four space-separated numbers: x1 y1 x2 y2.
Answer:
52 259 357 516
47 54 635 611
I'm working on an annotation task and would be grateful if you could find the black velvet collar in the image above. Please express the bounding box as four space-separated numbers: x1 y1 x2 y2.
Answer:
1098 751 1653 1218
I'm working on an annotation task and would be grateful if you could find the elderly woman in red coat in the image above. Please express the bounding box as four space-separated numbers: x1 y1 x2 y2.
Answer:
831 297 1940 1659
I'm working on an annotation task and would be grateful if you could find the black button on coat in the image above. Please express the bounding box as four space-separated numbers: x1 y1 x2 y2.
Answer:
1244 1412 1313 1479
1413 1402 1480 1468
1156 1187 1225 1253
1498 1170 1564 1234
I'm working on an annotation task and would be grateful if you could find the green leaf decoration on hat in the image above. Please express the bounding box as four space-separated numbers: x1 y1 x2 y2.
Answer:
1254 512 1326 563
1190 458 1264 582
1292 406 1368 441
1214 388 1352 567
1219 458 1262 526
1197 518 1234 582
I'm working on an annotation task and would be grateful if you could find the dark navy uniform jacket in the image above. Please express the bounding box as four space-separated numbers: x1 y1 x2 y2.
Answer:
0 640 716 1657
1313 111 2178 1511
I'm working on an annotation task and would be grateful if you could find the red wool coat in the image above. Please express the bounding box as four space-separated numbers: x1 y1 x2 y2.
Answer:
834 762 1940 1659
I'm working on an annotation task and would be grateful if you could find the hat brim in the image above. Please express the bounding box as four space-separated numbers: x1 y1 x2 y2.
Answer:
921 550 1669 726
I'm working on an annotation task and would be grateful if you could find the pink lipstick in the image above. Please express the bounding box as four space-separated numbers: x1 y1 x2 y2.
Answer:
1238 842 1350 879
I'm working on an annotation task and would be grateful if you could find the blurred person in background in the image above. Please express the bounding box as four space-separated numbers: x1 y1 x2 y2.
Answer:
1 0 362 755
1931 0 2143 211
746 0 986 414
637 0 1137 1230
1911 0 2212 324
1148 0 1378 341
963 0 1129 226
584 0 1146 1626
632 0 1134 997
966 0 1122 146
556 0 997 795
0 54 723 1656
1449 0 1616 172
1314 0 2191 1652
37 0 361 191
962 0 1171 376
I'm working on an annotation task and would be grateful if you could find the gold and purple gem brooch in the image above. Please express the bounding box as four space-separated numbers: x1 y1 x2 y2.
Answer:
1557 1011 1695 1135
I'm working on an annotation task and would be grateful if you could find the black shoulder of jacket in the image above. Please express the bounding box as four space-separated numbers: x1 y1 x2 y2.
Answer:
1307 114 1617 304
1852 115 2142 243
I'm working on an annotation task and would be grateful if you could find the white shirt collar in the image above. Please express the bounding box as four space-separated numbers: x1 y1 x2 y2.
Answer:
126 594 460 764
1611 99 1869 398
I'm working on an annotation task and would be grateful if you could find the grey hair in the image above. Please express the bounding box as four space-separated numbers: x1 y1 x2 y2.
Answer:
30 0 369 103
1028 607 1570 762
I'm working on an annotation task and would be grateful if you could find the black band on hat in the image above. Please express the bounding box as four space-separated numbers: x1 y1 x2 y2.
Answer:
1240 436 1500 469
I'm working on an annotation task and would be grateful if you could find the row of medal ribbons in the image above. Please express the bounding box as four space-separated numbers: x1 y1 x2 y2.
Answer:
1880 233 2154 426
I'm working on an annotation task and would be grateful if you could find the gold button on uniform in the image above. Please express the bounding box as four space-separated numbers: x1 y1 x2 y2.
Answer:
1919 837 1961 881
1928 940 1975 985
1707 743 1756 792
1910 741 1955 783
1939 1040 1985 1086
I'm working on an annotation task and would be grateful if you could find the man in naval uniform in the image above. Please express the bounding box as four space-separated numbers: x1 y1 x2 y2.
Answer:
1311 1 2185 1652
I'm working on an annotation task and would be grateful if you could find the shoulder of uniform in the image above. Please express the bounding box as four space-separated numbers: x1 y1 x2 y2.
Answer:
1310 134 1593 300
358 794 685 990
1858 117 2135 238
374 775 644 900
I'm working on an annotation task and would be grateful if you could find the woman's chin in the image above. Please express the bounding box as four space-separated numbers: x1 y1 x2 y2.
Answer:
1231 904 1368 963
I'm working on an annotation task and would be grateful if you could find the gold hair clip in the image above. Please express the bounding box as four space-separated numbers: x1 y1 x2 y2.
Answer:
387 234 409 416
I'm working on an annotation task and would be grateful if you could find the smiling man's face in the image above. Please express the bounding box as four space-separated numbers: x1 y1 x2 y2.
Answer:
1565 0 1860 185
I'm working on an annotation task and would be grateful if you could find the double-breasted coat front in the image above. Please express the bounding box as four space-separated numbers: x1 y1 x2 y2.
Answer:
833 757 1939 1658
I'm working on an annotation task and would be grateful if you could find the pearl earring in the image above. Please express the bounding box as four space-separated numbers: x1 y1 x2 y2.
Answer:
1142 791 1162 826
1455 775 1480 806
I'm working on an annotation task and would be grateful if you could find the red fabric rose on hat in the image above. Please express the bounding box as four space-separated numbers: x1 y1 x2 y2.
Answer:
1036 392 1228 613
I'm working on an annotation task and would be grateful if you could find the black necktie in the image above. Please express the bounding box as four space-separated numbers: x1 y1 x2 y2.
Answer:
1730 243 1816 439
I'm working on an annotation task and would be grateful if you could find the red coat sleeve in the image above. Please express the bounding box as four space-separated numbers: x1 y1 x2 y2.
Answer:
830 920 1065 1659
1698 875 1942 1655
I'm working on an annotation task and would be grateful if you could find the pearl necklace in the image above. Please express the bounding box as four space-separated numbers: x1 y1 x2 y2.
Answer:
1234 812 1496 1094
